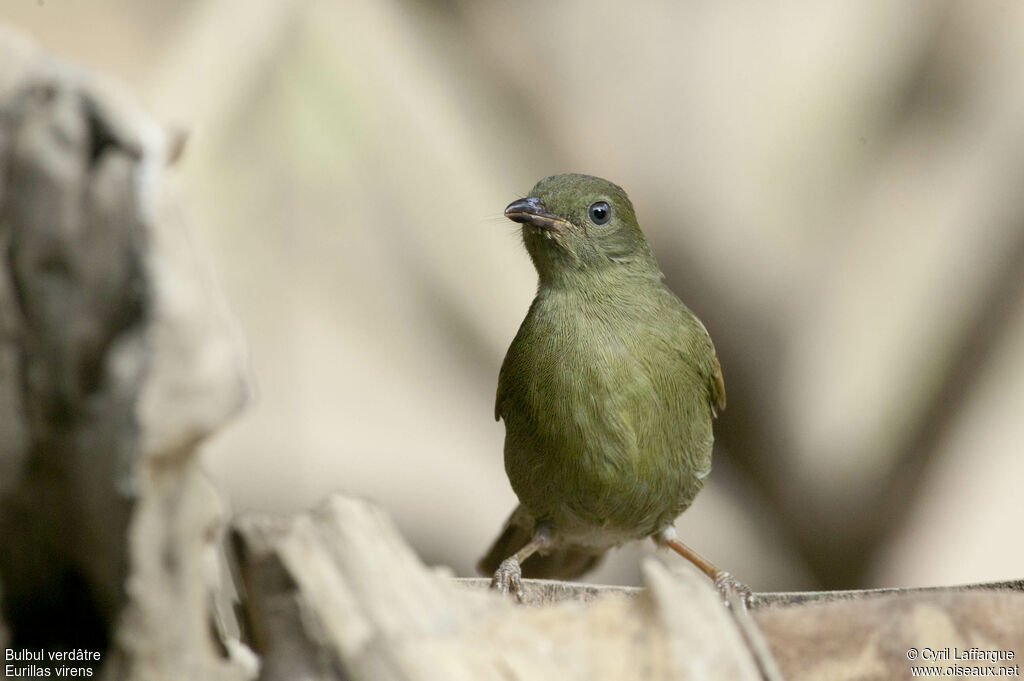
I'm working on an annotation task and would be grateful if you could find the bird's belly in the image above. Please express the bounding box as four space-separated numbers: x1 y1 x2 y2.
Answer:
552 469 698 548
503 397 708 547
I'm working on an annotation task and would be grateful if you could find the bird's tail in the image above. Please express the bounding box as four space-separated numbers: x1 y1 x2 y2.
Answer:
476 505 604 580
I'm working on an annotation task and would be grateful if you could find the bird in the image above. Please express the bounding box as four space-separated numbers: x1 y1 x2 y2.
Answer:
477 173 750 606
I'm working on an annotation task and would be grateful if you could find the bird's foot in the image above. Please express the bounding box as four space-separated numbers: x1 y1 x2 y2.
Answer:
490 557 525 601
713 571 754 609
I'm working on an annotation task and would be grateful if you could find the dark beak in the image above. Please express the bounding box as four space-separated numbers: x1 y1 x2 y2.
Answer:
504 197 568 232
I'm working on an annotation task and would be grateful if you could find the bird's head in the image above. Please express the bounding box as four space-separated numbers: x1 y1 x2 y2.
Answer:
504 174 658 284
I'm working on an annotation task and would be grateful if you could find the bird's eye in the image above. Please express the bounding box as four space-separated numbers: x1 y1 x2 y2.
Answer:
588 201 611 226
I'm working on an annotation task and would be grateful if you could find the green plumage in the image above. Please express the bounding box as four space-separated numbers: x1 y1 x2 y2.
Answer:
479 174 725 580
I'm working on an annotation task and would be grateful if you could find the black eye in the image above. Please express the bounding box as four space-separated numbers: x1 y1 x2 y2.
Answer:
588 201 611 225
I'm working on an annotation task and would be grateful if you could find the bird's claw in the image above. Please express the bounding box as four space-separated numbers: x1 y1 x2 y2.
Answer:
714 571 754 609
490 557 525 601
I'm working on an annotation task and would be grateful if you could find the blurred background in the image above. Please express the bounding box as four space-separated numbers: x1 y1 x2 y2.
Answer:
4 0 1021 593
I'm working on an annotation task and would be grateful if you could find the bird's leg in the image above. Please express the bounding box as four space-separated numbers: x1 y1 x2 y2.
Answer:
654 526 753 609
490 526 550 602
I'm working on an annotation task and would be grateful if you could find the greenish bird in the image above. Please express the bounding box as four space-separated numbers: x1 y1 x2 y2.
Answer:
478 173 750 606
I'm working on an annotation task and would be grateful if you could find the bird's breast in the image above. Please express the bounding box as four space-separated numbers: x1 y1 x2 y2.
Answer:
500 290 712 541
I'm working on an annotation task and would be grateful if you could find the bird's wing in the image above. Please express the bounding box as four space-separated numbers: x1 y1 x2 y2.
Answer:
670 292 726 418
495 300 538 421
494 329 521 421
708 352 727 417
494 358 509 421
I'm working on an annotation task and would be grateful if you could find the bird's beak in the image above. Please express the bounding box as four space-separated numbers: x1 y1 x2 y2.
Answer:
504 197 569 232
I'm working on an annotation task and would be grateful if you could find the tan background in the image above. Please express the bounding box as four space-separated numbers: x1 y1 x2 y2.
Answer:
4 0 1022 592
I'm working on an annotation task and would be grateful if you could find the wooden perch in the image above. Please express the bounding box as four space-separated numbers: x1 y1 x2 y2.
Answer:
231 494 1024 681
230 496 765 681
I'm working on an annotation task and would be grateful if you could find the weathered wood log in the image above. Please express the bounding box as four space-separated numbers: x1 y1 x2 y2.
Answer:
231 494 1024 681
231 495 767 681
0 24 253 681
